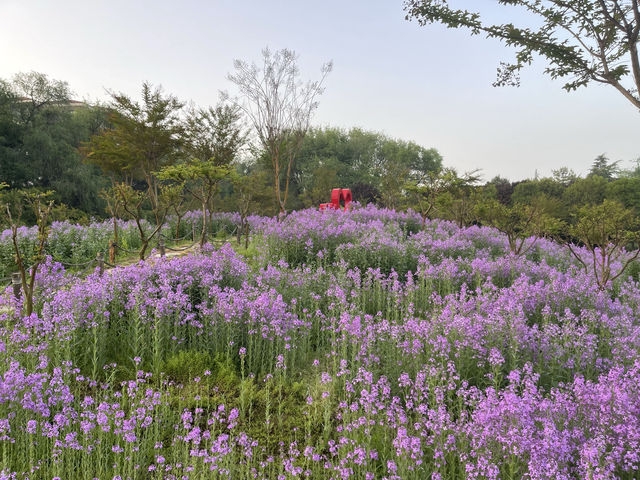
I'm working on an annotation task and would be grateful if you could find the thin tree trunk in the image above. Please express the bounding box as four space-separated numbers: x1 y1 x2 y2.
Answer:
175 215 182 240
200 202 208 247
139 240 149 261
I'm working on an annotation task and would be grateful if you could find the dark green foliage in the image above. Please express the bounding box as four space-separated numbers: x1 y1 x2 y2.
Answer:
0 72 109 217
291 127 443 208
565 200 640 289
563 175 608 208
351 182 381 205
606 177 640 211
589 154 620 180
486 176 515 205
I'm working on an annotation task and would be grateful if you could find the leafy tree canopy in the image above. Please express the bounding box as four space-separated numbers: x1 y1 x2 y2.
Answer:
404 0 640 111
588 153 621 179
0 72 108 215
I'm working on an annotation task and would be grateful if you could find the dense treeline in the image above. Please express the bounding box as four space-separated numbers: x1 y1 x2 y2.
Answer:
1 71 639 239
0 72 445 224
0 72 109 220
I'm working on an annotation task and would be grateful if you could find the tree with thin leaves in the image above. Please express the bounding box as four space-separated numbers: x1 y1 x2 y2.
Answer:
227 48 332 216
404 0 640 111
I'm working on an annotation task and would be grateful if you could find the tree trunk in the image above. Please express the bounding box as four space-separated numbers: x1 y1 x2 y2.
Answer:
237 218 244 244
139 240 149 261
175 215 182 241
112 215 119 261
24 291 33 317
200 202 208 247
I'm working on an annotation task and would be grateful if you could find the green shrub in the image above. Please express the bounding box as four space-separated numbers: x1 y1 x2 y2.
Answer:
163 350 213 383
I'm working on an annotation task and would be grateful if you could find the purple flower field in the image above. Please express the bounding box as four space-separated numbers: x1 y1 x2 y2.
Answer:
1 205 640 479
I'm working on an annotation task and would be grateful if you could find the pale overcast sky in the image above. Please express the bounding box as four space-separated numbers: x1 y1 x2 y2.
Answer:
1 0 638 181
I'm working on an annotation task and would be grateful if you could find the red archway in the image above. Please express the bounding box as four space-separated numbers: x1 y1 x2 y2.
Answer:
319 188 352 211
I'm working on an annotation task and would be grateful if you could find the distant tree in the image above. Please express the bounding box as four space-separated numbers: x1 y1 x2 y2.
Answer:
565 200 640 290
300 161 339 208
230 169 272 248
478 196 561 256
113 183 178 260
9 71 70 125
626 157 640 178
227 48 332 215
606 177 640 211
552 167 578 187
162 182 188 240
99 186 123 261
434 170 482 228
185 103 246 232
406 167 461 227
183 103 247 169
512 178 565 204
404 1 640 111
351 182 381 206
159 102 246 245
588 154 620 180
380 138 442 210
380 155 411 210
292 127 442 208
563 175 608 207
486 176 514 205
158 162 232 246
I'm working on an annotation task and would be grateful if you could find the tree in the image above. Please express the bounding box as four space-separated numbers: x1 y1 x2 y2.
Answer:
379 138 442 210
552 167 578 187
563 175 608 207
404 1 640 111
230 169 272 249
351 182 381 205
477 196 561 256
512 178 565 205
227 48 332 215
113 183 177 260
433 169 482 228
606 176 640 210
588 153 620 179
158 162 232 246
1 189 54 316
485 176 515 205
290 127 442 207
83 82 184 223
406 167 461 227
99 186 123 262
183 103 247 169
159 103 246 246
565 199 640 289
299 161 339 208
164 182 188 241
380 155 411 210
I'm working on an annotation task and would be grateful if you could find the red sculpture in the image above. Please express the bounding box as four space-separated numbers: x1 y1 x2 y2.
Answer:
319 188 352 211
